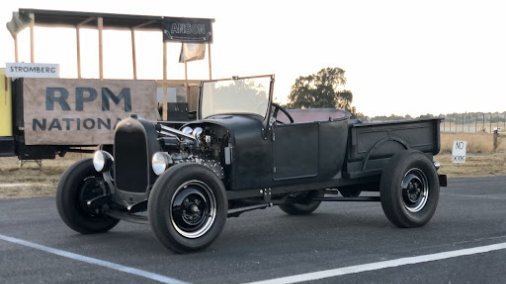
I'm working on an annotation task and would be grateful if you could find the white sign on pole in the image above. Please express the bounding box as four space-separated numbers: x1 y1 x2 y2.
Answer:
5 63 60 78
452 140 467 163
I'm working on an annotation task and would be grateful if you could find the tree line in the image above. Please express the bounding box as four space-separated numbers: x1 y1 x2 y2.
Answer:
287 67 505 123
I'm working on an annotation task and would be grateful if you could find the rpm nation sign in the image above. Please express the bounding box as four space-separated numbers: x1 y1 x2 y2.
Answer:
23 78 158 145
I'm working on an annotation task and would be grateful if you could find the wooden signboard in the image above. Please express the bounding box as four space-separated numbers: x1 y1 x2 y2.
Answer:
23 78 158 145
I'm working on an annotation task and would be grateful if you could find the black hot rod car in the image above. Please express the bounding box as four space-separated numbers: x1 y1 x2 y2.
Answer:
56 75 447 253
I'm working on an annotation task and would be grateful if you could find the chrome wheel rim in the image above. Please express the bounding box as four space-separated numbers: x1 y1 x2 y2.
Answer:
170 180 216 239
401 168 429 213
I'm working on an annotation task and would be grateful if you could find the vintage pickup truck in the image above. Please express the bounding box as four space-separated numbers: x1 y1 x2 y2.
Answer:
56 75 447 253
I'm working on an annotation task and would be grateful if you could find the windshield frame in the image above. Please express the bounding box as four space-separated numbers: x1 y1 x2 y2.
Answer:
198 74 275 121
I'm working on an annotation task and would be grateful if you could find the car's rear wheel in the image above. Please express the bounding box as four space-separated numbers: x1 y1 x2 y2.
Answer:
56 159 119 234
148 163 227 253
380 150 440 228
279 190 323 215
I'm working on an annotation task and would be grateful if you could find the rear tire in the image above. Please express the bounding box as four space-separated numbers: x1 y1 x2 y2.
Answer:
56 159 119 234
380 150 440 228
279 190 323 215
148 163 227 253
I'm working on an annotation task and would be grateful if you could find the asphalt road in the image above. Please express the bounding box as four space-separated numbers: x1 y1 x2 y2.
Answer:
1 176 506 283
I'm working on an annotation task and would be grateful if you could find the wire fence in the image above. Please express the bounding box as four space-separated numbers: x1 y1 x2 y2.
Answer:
440 112 506 133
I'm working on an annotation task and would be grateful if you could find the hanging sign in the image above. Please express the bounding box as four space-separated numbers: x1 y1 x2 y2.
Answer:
162 18 213 43
22 78 158 145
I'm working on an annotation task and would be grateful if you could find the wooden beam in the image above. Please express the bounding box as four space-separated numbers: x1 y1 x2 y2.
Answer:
155 79 201 87
76 26 82 79
184 62 188 81
131 28 137 80
163 41 168 120
133 20 157 29
207 43 212 79
98 17 104 79
29 20 35 63
77 17 95 27
14 34 19 63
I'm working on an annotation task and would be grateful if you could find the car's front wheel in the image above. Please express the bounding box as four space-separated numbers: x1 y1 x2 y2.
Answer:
56 159 119 234
148 163 227 253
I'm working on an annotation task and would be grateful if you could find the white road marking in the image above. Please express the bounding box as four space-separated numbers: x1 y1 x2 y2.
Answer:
0 234 188 284
245 242 506 284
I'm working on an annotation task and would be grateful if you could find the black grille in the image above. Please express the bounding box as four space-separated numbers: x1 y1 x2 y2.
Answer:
114 119 149 193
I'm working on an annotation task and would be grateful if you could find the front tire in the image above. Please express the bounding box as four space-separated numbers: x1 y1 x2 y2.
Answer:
380 150 440 228
148 163 227 253
56 159 119 234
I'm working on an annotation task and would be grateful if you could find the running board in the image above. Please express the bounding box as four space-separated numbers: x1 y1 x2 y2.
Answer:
314 196 381 202
228 204 270 217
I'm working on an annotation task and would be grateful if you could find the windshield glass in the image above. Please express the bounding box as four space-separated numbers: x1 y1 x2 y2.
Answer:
201 76 271 119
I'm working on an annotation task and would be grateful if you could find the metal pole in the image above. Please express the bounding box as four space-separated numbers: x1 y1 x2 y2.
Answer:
462 114 465 132
489 113 492 133
482 113 485 132
474 114 477 133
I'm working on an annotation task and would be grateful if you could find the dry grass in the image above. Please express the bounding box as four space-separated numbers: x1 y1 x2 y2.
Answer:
1 133 505 199
436 153 506 177
440 132 506 154
437 132 506 177
0 154 89 199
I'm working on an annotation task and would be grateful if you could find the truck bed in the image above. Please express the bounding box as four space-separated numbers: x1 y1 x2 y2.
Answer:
345 118 442 179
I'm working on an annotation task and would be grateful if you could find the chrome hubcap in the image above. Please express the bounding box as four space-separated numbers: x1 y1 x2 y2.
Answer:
401 169 429 213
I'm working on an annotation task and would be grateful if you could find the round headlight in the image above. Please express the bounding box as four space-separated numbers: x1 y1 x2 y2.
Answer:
193 127 203 138
152 152 172 176
93 150 113 172
182 126 193 135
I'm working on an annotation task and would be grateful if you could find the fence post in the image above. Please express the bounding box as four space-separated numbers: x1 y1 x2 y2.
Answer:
489 113 492 133
493 129 499 152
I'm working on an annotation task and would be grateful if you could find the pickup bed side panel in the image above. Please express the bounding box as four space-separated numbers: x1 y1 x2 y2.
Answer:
346 118 441 179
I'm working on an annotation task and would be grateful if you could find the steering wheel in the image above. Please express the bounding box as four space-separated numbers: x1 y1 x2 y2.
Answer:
272 103 294 124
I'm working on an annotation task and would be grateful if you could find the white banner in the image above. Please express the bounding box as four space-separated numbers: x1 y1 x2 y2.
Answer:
23 78 158 145
6 63 60 78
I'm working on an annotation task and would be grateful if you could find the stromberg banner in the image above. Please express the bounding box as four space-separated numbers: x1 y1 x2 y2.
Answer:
162 17 213 43
6 63 60 78
23 78 158 145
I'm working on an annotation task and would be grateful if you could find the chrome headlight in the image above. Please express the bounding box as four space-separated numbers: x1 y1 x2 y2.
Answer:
181 126 193 135
152 152 173 176
93 150 114 172
192 127 203 138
